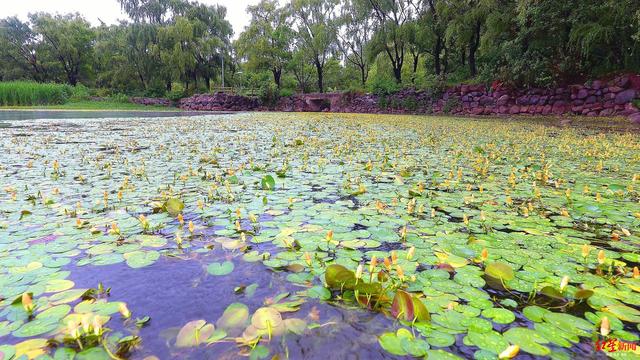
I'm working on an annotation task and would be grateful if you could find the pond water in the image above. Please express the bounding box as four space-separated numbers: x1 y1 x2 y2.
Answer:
0 113 639 360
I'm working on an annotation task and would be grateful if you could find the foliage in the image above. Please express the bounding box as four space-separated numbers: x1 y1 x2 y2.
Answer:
1 0 640 98
0 81 71 106
2 112 639 358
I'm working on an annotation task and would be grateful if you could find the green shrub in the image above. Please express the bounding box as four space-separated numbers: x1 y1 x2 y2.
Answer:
0 81 71 106
369 77 400 96
109 93 130 103
166 89 187 102
70 84 90 101
279 88 295 98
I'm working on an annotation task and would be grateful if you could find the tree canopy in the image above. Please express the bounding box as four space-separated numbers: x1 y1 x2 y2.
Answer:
1 0 638 96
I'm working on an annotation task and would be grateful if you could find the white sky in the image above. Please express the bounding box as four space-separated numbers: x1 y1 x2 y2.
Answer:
2 0 264 38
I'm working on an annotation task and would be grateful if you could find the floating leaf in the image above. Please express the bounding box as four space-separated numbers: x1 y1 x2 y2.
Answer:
251 307 283 330
324 264 356 290
207 261 234 276
216 303 249 335
484 262 514 281
164 198 184 216
176 320 215 347
261 175 275 190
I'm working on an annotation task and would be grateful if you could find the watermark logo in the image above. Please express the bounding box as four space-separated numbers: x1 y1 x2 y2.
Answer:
595 339 638 353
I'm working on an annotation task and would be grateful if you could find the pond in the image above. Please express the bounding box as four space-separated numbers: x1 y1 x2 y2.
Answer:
0 112 639 360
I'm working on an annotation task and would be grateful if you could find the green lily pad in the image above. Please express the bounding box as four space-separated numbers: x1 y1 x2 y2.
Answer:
207 261 234 276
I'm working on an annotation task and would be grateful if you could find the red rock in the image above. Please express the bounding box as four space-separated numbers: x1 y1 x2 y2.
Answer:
629 112 640 124
609 86 623 93
509 105 520 114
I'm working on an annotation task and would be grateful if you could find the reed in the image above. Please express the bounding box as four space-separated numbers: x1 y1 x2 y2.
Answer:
0 81 71 106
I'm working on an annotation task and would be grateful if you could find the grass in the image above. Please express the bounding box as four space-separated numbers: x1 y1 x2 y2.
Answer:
0 81 71 106
1 100 179 111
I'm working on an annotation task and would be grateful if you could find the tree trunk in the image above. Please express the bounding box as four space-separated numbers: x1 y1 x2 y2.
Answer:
360 65 367 85
205 77 210 91
434 35 442 75
273 68 282 88
314 59 324 93
460 47 466 66
443 44 449 74
166 81 172 92
469 20 481 77
393 64 402 83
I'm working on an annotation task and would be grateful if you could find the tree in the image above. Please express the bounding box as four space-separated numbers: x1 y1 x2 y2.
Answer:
0 17 47 81
30 13 95 86
237 0 293 89
364 0 419 83
336 0 372 86
291 0 339 93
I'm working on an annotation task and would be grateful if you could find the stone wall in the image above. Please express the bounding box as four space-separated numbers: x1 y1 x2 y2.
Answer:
177 74 640 122
130 97 172 107
178 93 261 111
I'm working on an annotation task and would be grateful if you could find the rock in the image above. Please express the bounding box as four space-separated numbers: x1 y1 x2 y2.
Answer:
576 88 589 99
615 89 636 105
608 86 623 93
591 80 603 90
616 76 630 88
600 108 614 116
630 112 640 124
509 105 520 114
496 94 510 106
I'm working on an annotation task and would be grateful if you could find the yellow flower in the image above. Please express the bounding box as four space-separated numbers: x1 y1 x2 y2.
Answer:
498 345 520 359
326 230 333 242
235 219 241 231
188 221 195 234
383 257 392 271
82 314 92 333
560 276 569 291
391 251 398 265
406 247 415 260
396 265 405 281
92 316 103 336
177 213 184 225
76 218 83 228
431 208 436 218
633 267 639 279
582 244 590 258
355 264 364 280
598 250 606 265
67 320 80 339
21 292 34 313
481 248 488 262
369 256 378 274
304 252 312 266
119 303 131 319
248 214 258 223
197 199 204 210
600 316 610 336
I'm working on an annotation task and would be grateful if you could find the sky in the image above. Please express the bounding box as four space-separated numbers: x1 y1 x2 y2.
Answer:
3 0 263 38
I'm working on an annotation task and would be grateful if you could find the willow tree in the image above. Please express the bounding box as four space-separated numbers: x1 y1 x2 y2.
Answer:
237 0 293 88
364 0 417 83
291 0 339 93
29 13 95 86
